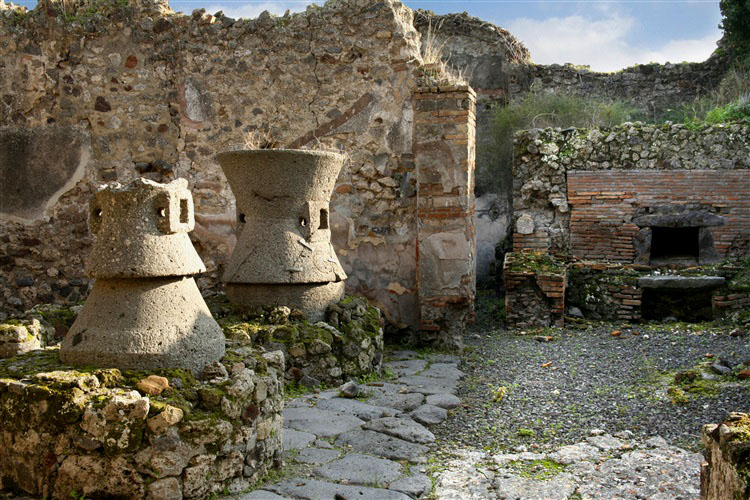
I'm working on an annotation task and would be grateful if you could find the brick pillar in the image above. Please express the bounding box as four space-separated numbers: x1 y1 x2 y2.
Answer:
413 84 476 349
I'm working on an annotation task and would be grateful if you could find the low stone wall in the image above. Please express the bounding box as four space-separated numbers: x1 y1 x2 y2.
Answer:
503 251 565 328
0 318 44 358
219 295 384 388
0 344 284 499
701 412 750 500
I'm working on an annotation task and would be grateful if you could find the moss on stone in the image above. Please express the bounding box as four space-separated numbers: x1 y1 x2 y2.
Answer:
508 458 565 480
507 251 566 275
727 258 750 292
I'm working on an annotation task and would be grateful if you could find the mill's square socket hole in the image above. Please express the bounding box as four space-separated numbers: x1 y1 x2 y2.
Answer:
319 209 329 229
180 199 189 223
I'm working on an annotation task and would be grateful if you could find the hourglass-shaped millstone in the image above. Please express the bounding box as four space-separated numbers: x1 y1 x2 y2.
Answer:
60 178 225 374
216 150 347 321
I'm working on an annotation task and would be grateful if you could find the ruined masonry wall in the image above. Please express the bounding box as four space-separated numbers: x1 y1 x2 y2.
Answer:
518 58 727 111
503 254 565 329
512 123 750 258
0 346 285 499
0 0 476 337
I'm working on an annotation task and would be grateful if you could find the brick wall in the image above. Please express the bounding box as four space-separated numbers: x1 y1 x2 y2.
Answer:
568 170 750 263
713 292 750 319
414 85 476 348
504 252 565 328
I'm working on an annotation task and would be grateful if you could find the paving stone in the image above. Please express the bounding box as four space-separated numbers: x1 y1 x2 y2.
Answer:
363 417 435 444
314 397 398 421
493 472 577 500
586 433 624 451
434 449 495 500
283 429 316 451
289 389 340 406
548 442 601 465
314 453 403 484
293 447 341 465
435 436 703 500
269 478 412 500
420 363 464 380
388 350 421 361
363 382 411 396
492 452 546 465
425 393 461 409
388 473 432 498
576 447 702 499
430 354 461 364
236 490 289 499
384 359 427 377
368 392 424 412
335 429 428 460
410 404 448 425
314 439 333 449
394 375 458 395
645 436 669 448
283 407 364 438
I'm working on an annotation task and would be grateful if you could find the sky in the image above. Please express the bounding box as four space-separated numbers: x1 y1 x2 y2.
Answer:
13 0 724 72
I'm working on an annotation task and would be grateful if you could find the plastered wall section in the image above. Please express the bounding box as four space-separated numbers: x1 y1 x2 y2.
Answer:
0 0 432 331
414 85 476 348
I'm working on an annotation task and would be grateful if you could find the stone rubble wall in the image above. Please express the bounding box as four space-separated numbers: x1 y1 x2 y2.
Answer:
0 0 476 342
701 412 750 500
512 124 750 259
0 345 285 499
221 297 385 388
519 57 728 111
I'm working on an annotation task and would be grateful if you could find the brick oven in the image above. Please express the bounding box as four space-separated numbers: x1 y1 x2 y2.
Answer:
505 124 750 327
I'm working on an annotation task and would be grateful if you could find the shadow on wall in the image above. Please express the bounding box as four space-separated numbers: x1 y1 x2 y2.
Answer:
0 126 90 222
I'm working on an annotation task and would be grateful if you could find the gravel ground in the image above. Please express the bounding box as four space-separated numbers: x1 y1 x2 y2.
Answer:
430 302 750 454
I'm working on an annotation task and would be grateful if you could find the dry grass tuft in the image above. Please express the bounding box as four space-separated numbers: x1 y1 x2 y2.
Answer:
419 16 468 87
